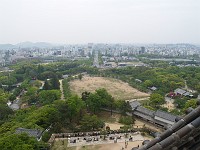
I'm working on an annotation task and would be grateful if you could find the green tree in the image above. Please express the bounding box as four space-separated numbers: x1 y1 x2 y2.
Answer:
80 114 105 131
53 100 70 126
43 79 50 90
0 104 13 124
195 84 200 93
81 91 90 101
119 116 135 125
0 133 48 150
115 100 132 115
0 89 9 104
0 76 17 86
143 80 153 88
86 93 102 114
174 98 187 109
95 88 112 107
95 88 114 115
27 105 60 129
184 99 197 110
21 79 30 89
51 75 60 89
22 87 38 104
67 95 85 123
31 80 42 88
38 71 56 80
78 74 83 80
38 90 61 105
62 79 71 99
149 93 165 107
37 64 44 74
9 94 16 102
119 101 131 115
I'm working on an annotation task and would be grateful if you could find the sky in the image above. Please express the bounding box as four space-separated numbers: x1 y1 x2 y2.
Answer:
0 0 200 44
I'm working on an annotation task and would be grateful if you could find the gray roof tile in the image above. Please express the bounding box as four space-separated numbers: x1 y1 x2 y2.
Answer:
155 110 176 122
15 128 42 138
174 88 186 95
136 106 155 117
129 101 141 109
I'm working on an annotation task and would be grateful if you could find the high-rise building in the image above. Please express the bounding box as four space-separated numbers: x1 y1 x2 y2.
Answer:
139 46 146 54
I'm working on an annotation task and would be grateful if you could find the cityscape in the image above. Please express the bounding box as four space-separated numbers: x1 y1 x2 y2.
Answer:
1 42 200 67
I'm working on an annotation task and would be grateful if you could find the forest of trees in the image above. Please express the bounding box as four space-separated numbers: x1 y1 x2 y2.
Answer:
108 66 199 94
0 59 200 149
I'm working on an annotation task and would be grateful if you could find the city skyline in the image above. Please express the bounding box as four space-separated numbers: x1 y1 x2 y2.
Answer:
0 0 200 44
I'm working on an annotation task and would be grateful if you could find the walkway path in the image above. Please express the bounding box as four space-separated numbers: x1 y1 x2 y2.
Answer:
59 79 64 100
126 97 150 102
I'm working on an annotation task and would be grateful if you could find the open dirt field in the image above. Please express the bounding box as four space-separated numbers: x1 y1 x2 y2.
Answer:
105 120 162 132
70 76 149 100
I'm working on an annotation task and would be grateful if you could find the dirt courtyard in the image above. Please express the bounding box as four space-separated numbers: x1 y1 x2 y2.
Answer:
53 136 148 150
75 139 145 150
70 76 149 100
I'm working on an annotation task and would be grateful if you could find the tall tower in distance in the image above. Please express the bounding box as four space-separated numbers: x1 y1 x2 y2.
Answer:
139 46 145 54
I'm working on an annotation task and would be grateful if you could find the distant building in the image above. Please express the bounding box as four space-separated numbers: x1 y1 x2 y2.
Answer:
139 47 145 54
135 79 142 83
174 88 186 96
118 63 127 67
62 74 69 79
174 88 193 97
149 86 157 91
88 43 93 49
15 128 43 141
104 63 112 68
53 51 61 55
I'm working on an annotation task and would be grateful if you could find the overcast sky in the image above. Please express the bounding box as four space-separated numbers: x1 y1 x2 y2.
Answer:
0 0 200 44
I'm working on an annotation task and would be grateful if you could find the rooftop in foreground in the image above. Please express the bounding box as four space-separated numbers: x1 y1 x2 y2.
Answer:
134 101 200 150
